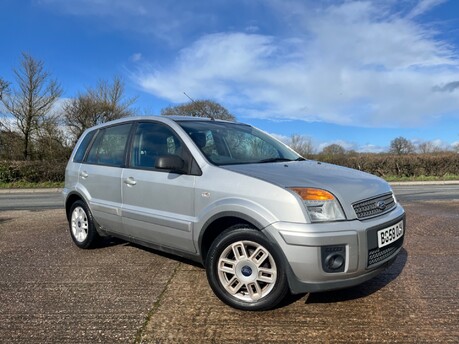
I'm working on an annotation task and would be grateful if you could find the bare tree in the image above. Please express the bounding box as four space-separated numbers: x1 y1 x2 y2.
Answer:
0 77 11 131
161 99 235 121
417 141 443 154
35 115 71 161
321 144 346 156
64 76 136 141
389 137 415 155
0 130 23 160
288 134 314 157
0 77 9 101
0 53 62 160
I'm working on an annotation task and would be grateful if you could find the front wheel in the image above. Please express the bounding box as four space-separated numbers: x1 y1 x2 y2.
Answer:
68 200 100 249
206 226 289 311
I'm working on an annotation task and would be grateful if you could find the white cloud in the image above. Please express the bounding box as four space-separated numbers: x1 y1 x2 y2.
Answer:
268 133 290 144
41 0 459 130
130 53 143 63
406 0 446 19
0 114 16 131
357 144 387 154
317 140 357 152
132 1 459 129
37 0 228 46
316 139 388 153
50 97 70 116
267 133 388 153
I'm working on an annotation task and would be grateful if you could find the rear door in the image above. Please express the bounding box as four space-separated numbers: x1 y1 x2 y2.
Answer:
121 122 196 253
79 123 132 235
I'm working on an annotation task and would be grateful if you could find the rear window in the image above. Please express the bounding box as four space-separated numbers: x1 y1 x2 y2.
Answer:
86 124 132 167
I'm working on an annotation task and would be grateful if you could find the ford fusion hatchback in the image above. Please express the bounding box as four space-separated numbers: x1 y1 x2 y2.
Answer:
63 116 405 311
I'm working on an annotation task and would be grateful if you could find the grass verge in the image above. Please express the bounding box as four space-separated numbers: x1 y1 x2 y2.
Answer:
383 174 459 182
0 181 64 189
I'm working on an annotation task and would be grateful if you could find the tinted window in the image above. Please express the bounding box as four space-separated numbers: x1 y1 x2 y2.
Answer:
86 124 131 166
129 122 182 170
73 130 96 163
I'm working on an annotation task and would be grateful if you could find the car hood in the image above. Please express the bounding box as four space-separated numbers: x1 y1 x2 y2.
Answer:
222 160 392 207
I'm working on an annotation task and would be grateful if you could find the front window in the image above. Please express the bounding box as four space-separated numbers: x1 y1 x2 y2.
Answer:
129 122 183 170
178 121 301 165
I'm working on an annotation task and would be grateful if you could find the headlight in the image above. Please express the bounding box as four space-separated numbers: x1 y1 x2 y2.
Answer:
290 188 346 222
391 190 398 204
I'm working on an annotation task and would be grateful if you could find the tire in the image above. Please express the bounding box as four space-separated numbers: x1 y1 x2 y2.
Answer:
206 225 289 311
68 200 101 249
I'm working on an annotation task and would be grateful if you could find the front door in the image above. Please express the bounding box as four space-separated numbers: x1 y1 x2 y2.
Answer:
121 122 196 253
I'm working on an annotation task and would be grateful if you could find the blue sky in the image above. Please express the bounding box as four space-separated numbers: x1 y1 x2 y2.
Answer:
1 0 459 152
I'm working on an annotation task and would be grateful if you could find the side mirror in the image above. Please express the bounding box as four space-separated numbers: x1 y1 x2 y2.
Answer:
155 155 185 173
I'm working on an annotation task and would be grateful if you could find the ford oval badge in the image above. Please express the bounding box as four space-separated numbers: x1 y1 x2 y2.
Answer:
376 200 386 210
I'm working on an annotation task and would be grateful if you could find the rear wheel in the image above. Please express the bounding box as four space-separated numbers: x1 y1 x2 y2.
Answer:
206 225 289 311
68 200 100 249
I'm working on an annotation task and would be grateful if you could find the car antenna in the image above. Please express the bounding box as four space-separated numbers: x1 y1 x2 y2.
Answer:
183 92 215 121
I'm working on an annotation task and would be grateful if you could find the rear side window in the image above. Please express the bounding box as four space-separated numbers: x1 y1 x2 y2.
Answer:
86 124 131 167
73 130 96 163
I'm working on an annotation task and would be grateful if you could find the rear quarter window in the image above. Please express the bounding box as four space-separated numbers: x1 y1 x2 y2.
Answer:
73 130 96 163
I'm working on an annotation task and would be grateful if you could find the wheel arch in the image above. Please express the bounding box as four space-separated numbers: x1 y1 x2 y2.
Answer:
198 212 264 264
65 191 87 221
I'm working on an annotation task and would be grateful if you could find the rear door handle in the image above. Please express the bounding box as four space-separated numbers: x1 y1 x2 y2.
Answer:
124 177 137 186
80 171 89 179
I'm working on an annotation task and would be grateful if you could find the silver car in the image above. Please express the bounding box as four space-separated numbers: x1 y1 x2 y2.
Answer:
63 116 405 311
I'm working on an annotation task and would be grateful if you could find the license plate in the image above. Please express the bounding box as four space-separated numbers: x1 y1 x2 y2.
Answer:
377 221 404 248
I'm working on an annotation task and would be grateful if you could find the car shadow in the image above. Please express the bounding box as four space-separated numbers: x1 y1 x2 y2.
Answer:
94 237 408 308
91 235 204 267
95 236 128 248
126 241 204 268
304 248 408 304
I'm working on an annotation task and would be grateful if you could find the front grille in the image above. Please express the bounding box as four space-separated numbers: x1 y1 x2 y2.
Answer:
353 193 395 220
367 238 403 267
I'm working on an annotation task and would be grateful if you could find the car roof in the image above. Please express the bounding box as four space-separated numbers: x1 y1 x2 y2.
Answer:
80 115 248 137
85 115 240 131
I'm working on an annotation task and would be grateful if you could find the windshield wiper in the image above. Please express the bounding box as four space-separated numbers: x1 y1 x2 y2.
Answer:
257 157 306 163
257 158 295 163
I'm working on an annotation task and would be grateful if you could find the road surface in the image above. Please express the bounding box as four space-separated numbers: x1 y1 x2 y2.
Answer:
0 184 458 211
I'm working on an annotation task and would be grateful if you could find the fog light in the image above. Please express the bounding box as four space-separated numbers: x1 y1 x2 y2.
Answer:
325 254 344 270
321 245 346 273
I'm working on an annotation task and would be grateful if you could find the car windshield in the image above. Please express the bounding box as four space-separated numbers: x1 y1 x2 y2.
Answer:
178 120 303 166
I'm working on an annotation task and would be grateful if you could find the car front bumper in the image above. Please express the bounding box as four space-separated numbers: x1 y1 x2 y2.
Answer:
263 204 406 294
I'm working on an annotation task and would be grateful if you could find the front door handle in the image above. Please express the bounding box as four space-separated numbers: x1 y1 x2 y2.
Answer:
124 177 137 186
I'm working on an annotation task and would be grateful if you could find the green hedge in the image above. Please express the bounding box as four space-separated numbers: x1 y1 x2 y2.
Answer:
0 161 67 183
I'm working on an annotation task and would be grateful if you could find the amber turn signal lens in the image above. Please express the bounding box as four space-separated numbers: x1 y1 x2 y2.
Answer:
290 188 335 201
